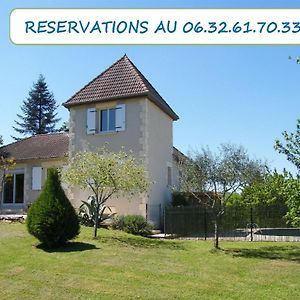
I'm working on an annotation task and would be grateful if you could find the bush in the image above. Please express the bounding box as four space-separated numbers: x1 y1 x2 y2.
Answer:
111 215 126 230
26 169 80 247
78 196 115 227
172 192 189 206
111 215 153 236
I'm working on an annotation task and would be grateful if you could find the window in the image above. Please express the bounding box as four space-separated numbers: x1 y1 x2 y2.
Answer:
3 172 24 204
86 104 126 134
15 174 25 203
100 108 116 132
3 174 13 203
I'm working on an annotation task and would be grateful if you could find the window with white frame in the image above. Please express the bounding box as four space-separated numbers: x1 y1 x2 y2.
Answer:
100 108 116 132
86 104 125 134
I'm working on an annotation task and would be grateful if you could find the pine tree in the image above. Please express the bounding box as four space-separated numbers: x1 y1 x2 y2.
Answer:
12 74 60 140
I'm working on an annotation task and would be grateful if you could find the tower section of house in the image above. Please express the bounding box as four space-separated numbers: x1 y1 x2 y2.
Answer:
63 55 179 226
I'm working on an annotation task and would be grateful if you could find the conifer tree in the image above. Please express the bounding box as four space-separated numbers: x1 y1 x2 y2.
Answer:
27 169 80 248
12 74 60 140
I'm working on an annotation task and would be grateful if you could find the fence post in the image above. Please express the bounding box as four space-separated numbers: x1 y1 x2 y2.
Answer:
159 204 162 229
204 207 207 240
250 206 253 242
163 206 166 235
146 203 148 221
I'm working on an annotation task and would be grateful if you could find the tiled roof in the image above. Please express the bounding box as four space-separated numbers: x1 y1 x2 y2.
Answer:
0 133 69 161
63 55 179 120
172 146 187 163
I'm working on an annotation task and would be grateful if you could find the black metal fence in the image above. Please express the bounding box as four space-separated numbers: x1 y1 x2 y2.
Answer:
164 204 300 241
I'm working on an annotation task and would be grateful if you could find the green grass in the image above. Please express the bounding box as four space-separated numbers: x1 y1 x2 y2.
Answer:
1 223 300 300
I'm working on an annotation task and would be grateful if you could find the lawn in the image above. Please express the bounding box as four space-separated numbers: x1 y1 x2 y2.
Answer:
0 223 300 299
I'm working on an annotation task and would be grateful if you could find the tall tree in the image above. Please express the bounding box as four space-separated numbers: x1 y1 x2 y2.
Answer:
12 74 60 139
58 121 69 132
177 144 265 249
275 119 300 171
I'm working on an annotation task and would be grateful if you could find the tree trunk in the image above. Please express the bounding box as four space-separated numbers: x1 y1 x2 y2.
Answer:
94 223 98 238
214 218 219 249
94 204 99 238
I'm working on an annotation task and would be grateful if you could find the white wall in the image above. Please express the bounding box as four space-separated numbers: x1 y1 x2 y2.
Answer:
68 97 148 218
0 158 66 212
69 97 145 155
145 99 173 226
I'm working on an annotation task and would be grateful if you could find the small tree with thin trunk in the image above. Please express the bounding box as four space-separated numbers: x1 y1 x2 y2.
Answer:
61 148 150 238
0 137 16 190
177 144 265 249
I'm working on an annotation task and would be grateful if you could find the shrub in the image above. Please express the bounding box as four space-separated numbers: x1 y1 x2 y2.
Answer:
26 169 80 247
78 196 115 227
111 215 153 236
172 192 189 206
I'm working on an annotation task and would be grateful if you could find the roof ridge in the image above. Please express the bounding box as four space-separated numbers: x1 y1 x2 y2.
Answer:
31 132 68 136
0 136 32 150
1 132 68 149
123 56 149 92
35 132 69 136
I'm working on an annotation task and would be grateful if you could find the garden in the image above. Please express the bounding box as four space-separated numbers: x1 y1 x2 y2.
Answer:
1 159 298 299
1 222 300 299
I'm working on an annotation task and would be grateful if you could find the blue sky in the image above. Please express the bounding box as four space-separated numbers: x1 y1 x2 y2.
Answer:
1 0 300 173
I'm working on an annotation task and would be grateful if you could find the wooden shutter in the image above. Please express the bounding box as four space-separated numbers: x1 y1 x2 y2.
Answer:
115 104 126 132
32 167 42 190
86 108 96 134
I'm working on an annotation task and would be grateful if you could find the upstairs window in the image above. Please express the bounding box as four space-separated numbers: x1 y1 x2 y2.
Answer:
86 104 125 135
100 108 116 132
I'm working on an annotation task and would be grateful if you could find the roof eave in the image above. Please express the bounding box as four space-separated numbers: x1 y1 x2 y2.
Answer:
63 92 149 108
147 94 179 121
64 92 179 121
14 154 69 163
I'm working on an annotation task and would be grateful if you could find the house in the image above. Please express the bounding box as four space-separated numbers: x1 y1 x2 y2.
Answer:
0 55 180 227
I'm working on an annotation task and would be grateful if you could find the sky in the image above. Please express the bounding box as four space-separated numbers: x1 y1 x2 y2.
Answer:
1 0 300 173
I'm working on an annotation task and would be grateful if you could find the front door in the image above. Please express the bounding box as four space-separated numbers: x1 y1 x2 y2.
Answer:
3 172 24 204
